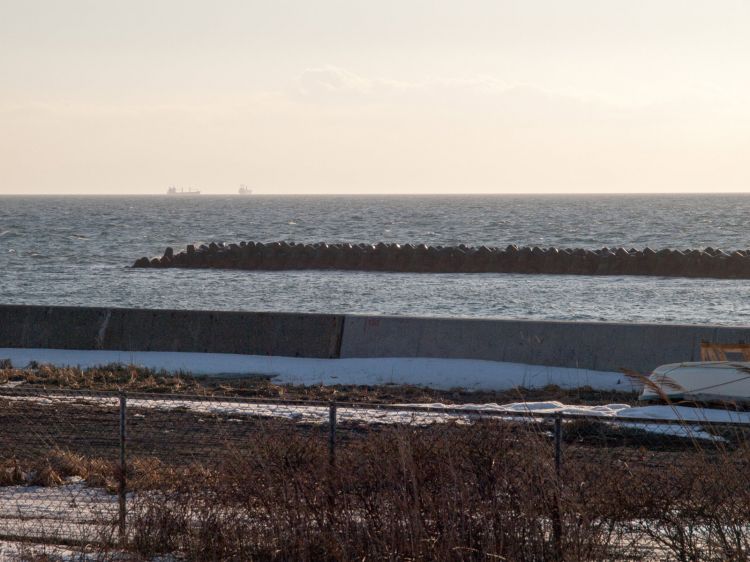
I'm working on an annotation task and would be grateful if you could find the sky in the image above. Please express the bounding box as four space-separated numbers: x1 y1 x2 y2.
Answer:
1 0 749 195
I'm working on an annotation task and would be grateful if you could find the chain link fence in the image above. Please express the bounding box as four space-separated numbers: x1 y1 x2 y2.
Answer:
0 388 748 560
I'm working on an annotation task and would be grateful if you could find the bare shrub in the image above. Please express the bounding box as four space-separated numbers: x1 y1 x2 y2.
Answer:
124 420 578 560
116 416 750 561
2 389 750 560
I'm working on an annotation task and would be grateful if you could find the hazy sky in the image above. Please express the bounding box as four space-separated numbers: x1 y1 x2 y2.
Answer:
1 0 749 194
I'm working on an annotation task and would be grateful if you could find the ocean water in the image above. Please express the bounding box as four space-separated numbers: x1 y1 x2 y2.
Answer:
2 194 750 326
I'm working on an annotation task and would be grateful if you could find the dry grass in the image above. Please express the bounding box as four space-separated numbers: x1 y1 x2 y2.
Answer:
0 361 638 405
0 449 117 489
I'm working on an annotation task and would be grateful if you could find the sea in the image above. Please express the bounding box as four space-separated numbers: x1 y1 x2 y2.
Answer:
2 194 750 326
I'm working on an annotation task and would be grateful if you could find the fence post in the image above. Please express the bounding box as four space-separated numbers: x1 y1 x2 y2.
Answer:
328 401 337 466
554 414 562 477
118 391 127 542
552 413 563 560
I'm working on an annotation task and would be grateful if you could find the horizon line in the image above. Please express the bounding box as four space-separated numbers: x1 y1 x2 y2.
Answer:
2 190 750 197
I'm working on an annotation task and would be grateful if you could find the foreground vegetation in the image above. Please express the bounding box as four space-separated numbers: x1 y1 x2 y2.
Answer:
4 362 748 561
2 415 749 561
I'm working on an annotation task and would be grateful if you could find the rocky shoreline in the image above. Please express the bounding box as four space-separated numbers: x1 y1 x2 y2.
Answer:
132 241 750 278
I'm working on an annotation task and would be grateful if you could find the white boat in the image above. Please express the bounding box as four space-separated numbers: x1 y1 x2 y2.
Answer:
238 184 252 195
640 361 750 404
167 186 201 195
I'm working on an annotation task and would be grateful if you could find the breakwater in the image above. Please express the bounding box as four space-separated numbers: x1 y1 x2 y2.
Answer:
133 241 750 279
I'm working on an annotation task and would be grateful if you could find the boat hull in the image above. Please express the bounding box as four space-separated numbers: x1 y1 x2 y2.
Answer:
640 361 750 404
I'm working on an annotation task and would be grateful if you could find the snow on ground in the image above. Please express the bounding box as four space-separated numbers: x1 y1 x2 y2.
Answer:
0 540 103 561
411 400 750 424
0 348 635 392
404 401 750 441
1 348 746 439
0 477 119 553
2 393 744 441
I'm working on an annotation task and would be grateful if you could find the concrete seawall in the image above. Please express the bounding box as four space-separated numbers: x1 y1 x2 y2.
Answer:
2 304 750 373
340 316 750 373
0 305 344 359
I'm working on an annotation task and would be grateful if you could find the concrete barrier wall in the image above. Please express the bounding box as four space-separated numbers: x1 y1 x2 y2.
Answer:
0 305 344 359
3 304 750 373
340 315 750 373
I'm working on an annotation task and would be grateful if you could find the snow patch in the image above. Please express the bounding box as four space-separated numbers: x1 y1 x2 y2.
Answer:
0 348 635 392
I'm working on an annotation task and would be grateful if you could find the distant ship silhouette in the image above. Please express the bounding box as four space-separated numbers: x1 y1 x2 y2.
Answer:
238 184 252 195
167 186 201 195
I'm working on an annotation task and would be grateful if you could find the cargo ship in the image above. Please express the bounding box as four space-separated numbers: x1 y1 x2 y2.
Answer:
167 186 201 195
